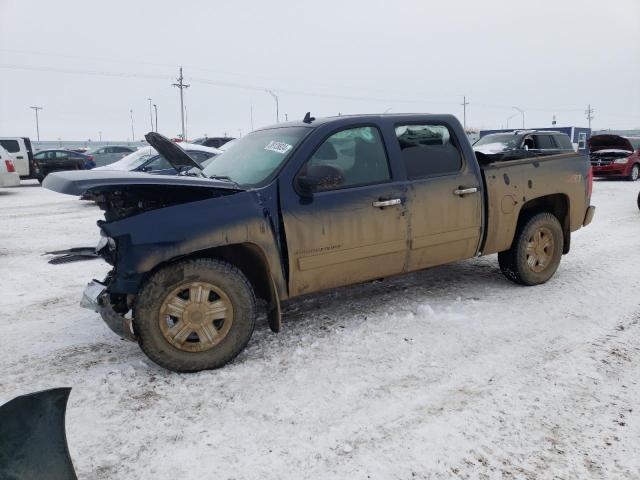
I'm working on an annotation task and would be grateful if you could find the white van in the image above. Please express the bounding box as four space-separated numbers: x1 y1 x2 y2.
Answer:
0 137 35 178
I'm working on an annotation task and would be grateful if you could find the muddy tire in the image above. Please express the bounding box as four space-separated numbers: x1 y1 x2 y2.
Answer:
134 258 256 372
498 212 564 286
629 164 640 181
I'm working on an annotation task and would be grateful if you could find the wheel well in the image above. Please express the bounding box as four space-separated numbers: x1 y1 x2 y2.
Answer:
518 194 571 254
189 243 275 303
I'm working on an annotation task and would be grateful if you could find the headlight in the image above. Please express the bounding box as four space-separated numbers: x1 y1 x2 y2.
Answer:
96 230 115 252
614 157 629 164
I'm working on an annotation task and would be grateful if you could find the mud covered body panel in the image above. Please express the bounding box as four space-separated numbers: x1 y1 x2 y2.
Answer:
481 152 591 255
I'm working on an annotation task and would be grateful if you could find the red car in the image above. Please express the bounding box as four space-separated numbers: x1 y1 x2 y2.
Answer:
589 135 640 181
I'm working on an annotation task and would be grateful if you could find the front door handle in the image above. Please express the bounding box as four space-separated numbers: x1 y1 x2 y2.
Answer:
454 187 479 196
372 198 402 208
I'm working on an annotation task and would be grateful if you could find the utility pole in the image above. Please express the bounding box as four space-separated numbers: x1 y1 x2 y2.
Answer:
30 106 43 141
512 106 525 129
130 109 135 143
250 104 254 131
585 104 595 129
461 96 469 130
153 104 158 133
98 131 102 142
265 88 279 123
172 67 190 141
148 98 154 132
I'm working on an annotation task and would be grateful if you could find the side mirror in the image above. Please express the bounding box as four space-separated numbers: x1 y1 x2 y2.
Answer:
296 165 344 197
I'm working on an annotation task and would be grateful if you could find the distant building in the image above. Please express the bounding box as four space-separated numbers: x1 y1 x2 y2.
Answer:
479 126 591 154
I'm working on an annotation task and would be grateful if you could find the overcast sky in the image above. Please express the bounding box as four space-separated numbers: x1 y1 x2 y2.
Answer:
1 0 639 141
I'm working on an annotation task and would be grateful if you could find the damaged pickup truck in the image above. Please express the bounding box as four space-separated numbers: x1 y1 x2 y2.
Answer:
44 114 595 372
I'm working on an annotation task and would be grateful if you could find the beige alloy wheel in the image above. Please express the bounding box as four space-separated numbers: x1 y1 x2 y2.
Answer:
525 226 554 273
158 282 233 353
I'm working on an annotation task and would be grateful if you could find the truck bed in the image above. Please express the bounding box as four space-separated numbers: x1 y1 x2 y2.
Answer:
479 152 591 255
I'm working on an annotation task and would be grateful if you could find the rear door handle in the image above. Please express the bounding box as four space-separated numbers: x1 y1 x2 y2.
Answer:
372 198 402 208
454 187 479 196
16 156 24 159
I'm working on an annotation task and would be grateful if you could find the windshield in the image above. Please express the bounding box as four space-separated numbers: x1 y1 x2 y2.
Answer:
98 146 156 170
473 133 520 152
201 127 309 186
626 137 640 151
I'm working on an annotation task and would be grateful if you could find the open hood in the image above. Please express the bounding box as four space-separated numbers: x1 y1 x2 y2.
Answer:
144 132 203 172
43 170 241 196
588 134 634 153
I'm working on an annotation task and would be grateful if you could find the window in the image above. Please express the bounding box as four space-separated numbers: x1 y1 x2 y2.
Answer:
301 126 390 192
142 155 172 171
395 124 462 178
187 151 216 164
554 134 574 150
533 135 556 150
0 140 20 153
113 147 131 153
34 151 46 160
578 133 587 150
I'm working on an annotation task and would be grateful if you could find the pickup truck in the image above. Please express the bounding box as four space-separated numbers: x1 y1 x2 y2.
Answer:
44 114 596 372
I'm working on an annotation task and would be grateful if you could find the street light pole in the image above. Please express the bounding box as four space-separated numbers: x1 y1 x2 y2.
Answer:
99 131 102 142
505 113 517 129
130 109 135 143
512 106 525 129
148 98 154 132
265 89 279 123
30 106 43 141
153 104 158 133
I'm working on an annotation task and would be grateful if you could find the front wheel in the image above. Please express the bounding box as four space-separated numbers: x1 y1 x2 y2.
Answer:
629 164 639 181
134 258 256 372
498 212 564 286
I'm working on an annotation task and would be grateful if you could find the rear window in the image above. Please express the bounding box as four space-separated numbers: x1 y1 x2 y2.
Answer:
534 135 556 149
395 124 462 178
554 134 574 150
0 140 20 153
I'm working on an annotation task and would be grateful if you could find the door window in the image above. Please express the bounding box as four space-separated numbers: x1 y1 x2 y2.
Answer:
533 135 556 149
395 124 462 178
54 151 69 159
300 126 390 192
0 140 20 153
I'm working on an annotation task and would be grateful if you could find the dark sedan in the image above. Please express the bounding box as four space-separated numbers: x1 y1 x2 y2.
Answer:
32 149 95 183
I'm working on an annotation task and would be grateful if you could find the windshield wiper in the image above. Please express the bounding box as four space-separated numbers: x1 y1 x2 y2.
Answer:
208 175 243 189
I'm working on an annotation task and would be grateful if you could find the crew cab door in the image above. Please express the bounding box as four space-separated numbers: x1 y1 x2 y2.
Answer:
282 125 408 297
393 123 482 270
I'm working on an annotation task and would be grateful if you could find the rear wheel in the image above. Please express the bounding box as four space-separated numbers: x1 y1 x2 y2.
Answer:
134 258 256 372
498 212 564 286
629 163 639 181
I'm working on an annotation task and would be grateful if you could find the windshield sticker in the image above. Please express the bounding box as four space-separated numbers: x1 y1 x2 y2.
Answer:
264 141 293 154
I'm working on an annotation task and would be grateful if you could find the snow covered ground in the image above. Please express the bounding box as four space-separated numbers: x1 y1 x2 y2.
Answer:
1 179 639 479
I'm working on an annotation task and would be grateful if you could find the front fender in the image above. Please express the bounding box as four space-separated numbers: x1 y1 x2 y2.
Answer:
102 188 286 298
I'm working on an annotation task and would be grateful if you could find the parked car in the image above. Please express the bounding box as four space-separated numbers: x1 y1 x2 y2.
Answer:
0 145 20 187
94 142 220 175
86 145 136 167
192 136 235 149
473 130 575 160
589 135 640 181
44 114 595 372
32 149 89 183
0 137 35 178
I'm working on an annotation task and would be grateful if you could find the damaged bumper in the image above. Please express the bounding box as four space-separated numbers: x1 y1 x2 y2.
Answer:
81 280 136 342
